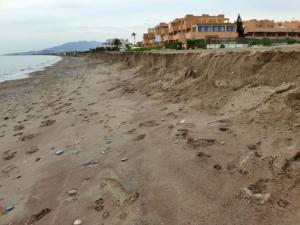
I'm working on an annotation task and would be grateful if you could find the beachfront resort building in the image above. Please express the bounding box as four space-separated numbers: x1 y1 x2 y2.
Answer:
143 13 300 48
143 14 238 47
244 20 300 40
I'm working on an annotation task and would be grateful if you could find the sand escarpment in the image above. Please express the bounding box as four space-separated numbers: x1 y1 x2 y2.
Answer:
96 49 300 128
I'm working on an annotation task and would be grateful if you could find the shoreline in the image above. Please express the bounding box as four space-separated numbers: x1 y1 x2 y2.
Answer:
0 55 62 85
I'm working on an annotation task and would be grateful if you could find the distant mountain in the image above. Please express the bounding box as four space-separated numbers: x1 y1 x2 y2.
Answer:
9 41 103 55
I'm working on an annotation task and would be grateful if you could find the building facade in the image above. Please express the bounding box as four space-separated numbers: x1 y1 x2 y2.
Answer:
143 14 238 47
244 20 300 40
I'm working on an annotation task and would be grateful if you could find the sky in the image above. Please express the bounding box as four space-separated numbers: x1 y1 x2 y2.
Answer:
0 0 300 54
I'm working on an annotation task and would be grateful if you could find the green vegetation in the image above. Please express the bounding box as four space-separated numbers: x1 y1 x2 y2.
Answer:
286 38 298 45
247 38 273 46
112 39 122 50
164 41 183 50
220 43 226 48
187 39 206 49
236 14 245 38
261 38 273 46
128 46 162 52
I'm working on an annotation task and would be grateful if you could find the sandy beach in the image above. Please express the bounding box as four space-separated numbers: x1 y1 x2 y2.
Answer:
1 49 300 225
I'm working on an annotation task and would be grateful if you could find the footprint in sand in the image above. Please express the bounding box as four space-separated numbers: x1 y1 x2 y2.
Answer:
139 120 159 128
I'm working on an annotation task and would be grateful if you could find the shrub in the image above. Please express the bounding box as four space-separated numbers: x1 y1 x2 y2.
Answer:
261 38 273 46
248 39 258 47
287 38 297 45
187 39 206 49
164 41 183 50
220 43 226 48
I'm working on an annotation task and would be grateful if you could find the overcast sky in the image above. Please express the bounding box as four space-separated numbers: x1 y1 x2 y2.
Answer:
1 0 300 54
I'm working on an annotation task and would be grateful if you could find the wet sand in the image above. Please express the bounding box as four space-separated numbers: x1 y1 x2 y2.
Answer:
0 55 299 225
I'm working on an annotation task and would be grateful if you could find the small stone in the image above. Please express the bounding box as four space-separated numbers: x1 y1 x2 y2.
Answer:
55 150 64 155
73 219 82 225
83 159 99 166
179 120 185 124
161 118 166 121
220 141 225 145
68 190 77 196
72 150 80 155
5 204 15 212
121 157 128 162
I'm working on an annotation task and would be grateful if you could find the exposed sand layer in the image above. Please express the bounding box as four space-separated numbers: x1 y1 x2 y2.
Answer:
1 48 300 225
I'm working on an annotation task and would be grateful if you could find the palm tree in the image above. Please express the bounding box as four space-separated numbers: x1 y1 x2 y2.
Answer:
131 32 137 45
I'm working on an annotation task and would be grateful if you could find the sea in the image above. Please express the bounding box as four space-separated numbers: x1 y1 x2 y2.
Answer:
0 55 62 83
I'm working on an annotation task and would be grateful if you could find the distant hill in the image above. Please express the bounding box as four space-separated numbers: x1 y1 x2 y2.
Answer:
10 41 103 55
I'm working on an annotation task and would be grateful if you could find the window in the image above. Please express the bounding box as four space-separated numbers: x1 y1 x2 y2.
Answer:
218 26 225 32
212 26 219 32
226 26 234 32
198 26 211 32
212 26 225 32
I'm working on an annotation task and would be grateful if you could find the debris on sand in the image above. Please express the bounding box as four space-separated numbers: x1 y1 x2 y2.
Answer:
28 208 51 224
3 150 17 161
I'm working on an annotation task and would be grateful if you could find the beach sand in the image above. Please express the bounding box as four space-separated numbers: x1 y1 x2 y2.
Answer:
0 51 300 225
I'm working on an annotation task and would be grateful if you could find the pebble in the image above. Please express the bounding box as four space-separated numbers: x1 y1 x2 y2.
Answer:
68 190 78 196
55 150 64 155
72 150 80 155
121 157 128 162
220 141 225 145
5 204 15 212
73 219 82 225
179 120 185 124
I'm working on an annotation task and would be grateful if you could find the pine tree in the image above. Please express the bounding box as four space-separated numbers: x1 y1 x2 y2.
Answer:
236 14 245 38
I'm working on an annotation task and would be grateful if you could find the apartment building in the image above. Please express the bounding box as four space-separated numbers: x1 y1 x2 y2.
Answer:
143 14 238 47
143 28 156 47
244 19 300 40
